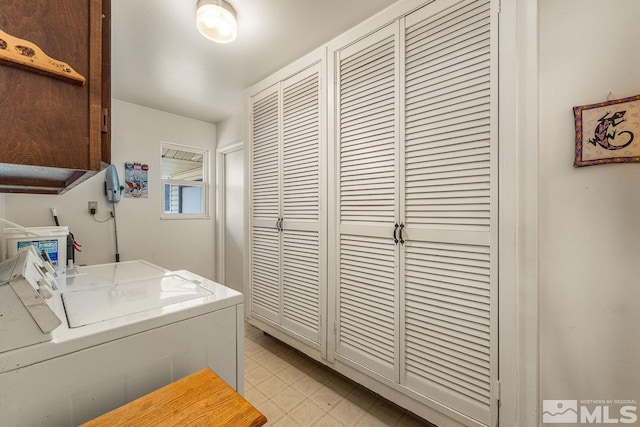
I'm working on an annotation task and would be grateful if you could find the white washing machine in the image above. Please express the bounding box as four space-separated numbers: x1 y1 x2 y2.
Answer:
0 250 244 427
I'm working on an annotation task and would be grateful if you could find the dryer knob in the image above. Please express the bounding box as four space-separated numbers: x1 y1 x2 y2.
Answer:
41 260 56 275
38 284 54 300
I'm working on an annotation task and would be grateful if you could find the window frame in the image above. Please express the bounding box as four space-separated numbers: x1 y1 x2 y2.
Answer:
160 142 210 220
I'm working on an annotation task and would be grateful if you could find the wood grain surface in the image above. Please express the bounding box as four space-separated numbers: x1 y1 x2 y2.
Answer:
80 368 267 427
0 0 107 177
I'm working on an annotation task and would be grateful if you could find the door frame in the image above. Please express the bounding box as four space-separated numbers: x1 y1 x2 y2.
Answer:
498 0 540 425
216 141 244 285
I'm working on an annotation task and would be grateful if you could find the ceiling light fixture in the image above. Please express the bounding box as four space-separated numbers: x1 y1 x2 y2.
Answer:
196 0 237 44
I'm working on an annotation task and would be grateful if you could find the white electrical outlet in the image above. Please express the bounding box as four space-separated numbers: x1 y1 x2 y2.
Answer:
88 201 98 215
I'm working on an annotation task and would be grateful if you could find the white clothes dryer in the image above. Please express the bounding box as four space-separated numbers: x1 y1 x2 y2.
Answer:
0 254 243 427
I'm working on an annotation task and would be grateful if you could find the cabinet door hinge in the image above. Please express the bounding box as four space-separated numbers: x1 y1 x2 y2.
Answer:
333 322 337 335
496 380 501 405
101 108 109 133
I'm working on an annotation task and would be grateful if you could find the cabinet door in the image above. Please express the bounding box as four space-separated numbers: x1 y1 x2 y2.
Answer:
249 86 282 323
401 0 497 425
281 64 323 345
0 0 108 193
334 24 401 381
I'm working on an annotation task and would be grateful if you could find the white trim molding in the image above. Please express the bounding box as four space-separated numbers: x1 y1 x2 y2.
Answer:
499 0 540 425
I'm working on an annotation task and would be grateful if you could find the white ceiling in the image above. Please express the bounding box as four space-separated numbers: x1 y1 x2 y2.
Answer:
112 0 396 124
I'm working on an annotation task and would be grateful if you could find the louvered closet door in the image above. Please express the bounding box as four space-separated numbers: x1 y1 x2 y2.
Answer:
335 24 400 381
281 64 322 345
401 0 497 425
250 86 281 323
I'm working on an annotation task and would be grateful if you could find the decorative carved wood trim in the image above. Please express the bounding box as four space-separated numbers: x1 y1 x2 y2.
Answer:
0 28 86 85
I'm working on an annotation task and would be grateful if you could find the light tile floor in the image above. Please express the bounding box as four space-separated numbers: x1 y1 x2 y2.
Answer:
243 324 437 427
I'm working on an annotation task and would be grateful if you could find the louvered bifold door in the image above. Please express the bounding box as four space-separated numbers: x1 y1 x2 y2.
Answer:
280 64 323 345
250 86 282 323
335 24 400 381
400 0 497 425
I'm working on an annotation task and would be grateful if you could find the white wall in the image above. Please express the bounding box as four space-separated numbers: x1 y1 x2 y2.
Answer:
3 99 217 279
0 194 5 260
539 0 640 408
216 111 245 148
222 148 244 293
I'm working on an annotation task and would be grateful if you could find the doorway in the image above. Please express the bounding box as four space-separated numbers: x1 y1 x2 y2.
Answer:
216 142 244 292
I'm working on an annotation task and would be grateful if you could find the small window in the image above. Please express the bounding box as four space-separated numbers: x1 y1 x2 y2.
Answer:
161 143 209 218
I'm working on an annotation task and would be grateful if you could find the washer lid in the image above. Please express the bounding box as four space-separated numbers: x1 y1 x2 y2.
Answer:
62 274 213 328
63 260 169 290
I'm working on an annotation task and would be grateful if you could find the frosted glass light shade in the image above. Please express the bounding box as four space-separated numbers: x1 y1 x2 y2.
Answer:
196 0 237 43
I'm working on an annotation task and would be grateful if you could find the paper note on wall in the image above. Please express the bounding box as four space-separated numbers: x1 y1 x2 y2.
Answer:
124 162 149 198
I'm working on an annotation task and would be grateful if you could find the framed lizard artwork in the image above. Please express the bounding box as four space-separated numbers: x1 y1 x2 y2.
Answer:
573 94 640 167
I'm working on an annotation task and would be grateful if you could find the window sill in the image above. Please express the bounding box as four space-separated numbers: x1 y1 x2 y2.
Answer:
161 214 210 220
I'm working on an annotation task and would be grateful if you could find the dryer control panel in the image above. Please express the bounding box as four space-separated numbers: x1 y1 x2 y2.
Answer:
0 246 63 353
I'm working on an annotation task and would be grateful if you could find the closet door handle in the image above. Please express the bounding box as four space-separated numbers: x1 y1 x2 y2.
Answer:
275 218 282 231
399 223 405 244
279 218 284 231
393 223 399 244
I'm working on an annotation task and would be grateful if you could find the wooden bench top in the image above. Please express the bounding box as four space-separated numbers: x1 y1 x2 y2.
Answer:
81 368 267 427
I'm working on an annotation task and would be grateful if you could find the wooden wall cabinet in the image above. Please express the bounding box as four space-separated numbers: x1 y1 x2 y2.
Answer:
0 0 111 194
